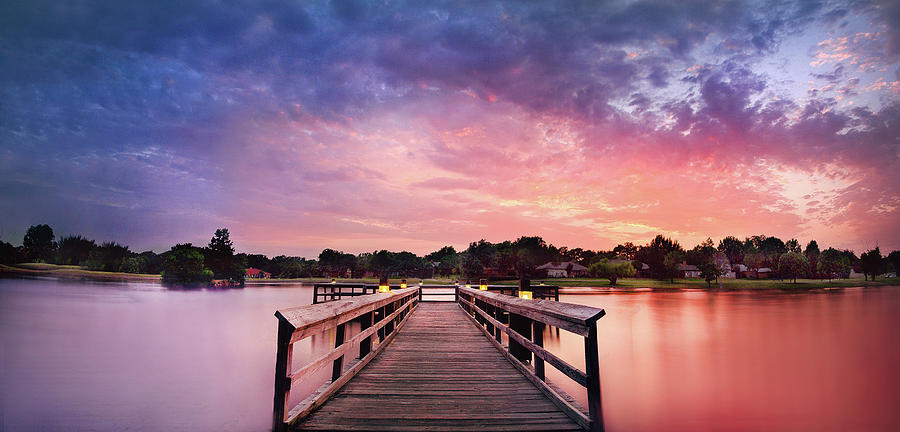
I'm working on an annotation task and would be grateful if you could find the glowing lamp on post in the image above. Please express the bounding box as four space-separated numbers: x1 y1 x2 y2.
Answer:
465 280 471 289
400 278 407 289
519 277 532 300
378 276 391 293
331 278 336 284
479 278 488 291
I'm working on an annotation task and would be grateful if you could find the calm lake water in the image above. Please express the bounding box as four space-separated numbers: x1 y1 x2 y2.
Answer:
1 278 898 431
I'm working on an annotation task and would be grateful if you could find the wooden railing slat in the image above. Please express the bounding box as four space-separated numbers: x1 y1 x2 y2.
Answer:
285 299 417 425
458 287 604 336
289 299 415 386
277 288 419 342
457 302 592 431
458 296 588 387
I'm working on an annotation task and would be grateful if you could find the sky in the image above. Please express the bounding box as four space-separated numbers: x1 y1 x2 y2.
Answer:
1 0 898 258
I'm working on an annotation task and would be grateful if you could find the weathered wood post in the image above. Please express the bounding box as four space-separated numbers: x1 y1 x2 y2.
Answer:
585 322 605 432
359 310 373 357
509 278 533 363
332 323 345 381
532 321 545 380
272 316 295 431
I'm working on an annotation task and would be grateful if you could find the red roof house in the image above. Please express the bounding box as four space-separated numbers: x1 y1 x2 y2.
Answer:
245 268 272 279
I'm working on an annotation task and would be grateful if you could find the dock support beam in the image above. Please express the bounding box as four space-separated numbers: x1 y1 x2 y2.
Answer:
584 323 605 432
272 318 294 432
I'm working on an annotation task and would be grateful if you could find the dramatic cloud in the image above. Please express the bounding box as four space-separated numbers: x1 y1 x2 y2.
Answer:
1 0 898 256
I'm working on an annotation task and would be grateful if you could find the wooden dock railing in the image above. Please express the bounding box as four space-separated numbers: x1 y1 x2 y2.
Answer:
456 286 606 432
312 283 390 304
272 287 420 431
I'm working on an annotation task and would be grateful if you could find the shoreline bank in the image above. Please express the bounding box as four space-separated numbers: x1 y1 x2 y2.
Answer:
2 264 895 291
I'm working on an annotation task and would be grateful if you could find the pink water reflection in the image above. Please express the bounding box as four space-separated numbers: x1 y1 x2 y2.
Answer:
542 287 900 432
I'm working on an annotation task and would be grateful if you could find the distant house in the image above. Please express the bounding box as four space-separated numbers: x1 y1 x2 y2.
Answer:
633 261 650 278
536 261 589 278
678 262 701 278
721 263 736 279
755 267 773 279
245 268 272 279
732 264 750 278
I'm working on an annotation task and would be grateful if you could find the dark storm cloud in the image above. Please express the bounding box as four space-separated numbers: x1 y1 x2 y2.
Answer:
1 0 842 121
1 0 897 252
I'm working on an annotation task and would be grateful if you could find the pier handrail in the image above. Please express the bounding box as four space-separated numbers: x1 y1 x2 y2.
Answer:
311 283 385 304
272 287 420 431
456 286 606 432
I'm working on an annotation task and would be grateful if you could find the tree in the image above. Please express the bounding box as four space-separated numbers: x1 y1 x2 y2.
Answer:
859 247 885 281
393 251 423 277
777 252 809 283
425 246 457 263
888 250 900 274
510 236 554 277
0 240 20 264
161 243 213 284
612 242 638 260
698 262 723 288
785 238 801 253
636 234 683 279
23 224 56 262
371 250 396 277
319 248 349 277
245 254 271 272
206 228 243 282
804 240 820 278
817 248 850 282
588 258 635 285
663 250 685 283
686 238 716 266
136 251 163 274
123 256 148 274
57 235 96 265
718 236 744 265
208 228 235 255
85 242 130 272
461 253 485 278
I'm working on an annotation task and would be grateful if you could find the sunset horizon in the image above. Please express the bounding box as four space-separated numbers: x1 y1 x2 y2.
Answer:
2 1 898 258
2 3 900 432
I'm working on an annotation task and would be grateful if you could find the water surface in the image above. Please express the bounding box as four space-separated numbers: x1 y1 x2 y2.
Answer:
2 279 898 431
543 287 900 432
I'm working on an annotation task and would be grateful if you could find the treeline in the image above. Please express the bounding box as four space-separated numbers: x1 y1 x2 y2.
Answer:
623 235 895 285
0 224 244 284
3 224 899 284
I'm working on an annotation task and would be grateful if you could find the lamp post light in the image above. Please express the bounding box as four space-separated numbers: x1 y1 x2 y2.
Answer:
465 279 471 289
479 278 488 291
519 277 533 300
400 278 407 289
331 278 336 284
378 276 391 293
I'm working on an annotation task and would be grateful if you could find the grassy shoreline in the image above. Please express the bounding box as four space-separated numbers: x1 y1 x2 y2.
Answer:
2 264 896 291
0 263 161 282
494 277 897 290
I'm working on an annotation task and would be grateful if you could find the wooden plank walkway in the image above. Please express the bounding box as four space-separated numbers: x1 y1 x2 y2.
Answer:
293 302 583 431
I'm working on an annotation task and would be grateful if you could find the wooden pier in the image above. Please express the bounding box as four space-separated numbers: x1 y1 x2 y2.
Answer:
273 284 605 432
